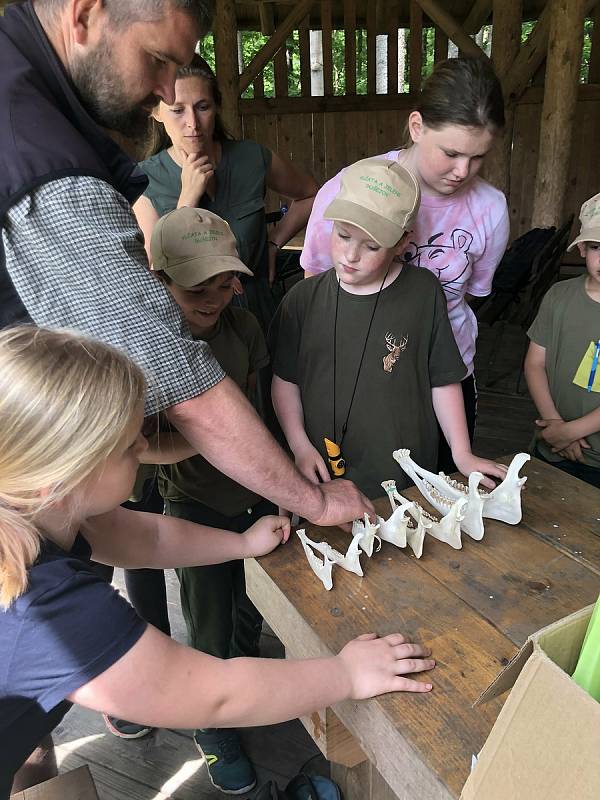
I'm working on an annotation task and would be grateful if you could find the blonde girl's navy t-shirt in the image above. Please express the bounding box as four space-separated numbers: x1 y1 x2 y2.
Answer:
0 535 146 796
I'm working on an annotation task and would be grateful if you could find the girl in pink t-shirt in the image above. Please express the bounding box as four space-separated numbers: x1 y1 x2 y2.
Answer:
301 58 510 472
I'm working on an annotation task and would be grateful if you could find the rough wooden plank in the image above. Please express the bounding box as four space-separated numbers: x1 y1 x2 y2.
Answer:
464 0 493 33
298 15 312 97
485 0 522 196
366 1 377 94
434 26 448 63
246 540 512 799
531 0 586 227
239 0 314 93
322 0 334 96
344 0 357 95
589 3 600 84
518 457 600 573
413 0 488 60
274 45 288 98
299 706 367 767
409 0 423 93
240 92 418 115
253 71 265 99
213 0 242 138
387 1 399 95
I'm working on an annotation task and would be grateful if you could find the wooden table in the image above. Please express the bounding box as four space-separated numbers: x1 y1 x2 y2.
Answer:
246 457 600 799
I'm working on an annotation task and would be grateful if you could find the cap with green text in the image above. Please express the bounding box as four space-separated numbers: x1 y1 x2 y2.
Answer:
324 158 420 248
150 207 253 287
567 192 600 251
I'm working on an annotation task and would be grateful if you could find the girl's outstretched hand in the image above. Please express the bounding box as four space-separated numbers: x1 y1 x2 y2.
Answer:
243 515 291 558
337 633 435 700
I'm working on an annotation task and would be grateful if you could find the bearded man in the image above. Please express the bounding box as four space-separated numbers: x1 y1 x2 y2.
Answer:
0 0 373 792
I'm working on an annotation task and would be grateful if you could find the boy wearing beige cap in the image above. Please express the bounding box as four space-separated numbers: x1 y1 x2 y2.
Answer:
525 192 600 488
270 158 505 497
150 207 275 793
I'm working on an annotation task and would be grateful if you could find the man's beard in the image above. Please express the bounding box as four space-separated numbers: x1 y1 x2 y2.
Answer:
71 40 157 139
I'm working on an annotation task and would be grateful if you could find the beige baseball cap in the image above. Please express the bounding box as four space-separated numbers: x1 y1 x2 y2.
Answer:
150 207 253 287
324 158 420 248
567 192 600 251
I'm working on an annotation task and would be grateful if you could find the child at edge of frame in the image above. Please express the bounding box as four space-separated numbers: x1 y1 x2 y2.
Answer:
269 158 507 502
525 191 600 489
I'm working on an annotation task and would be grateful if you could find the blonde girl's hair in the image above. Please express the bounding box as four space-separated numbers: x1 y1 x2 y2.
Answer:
0 326 146 608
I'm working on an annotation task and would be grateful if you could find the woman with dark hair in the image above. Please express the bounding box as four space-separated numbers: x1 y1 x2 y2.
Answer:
301 57 511 474
134 55 318 331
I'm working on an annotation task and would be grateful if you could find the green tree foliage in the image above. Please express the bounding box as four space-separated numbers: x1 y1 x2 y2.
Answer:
197 17 596 101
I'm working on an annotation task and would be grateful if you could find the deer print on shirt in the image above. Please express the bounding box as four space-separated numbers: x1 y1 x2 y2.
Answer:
404 229 474 299
383 331 409 373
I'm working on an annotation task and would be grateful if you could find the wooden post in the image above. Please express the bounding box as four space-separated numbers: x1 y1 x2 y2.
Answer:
322 0 334 96
434 27 448 63
503 0 595 104
299 16 311 97
344 0 357 95
409 0 423 93
484 0 522 197
589 3 600 84
387 1 399 95
366 0 377 94
213 0 241 139
531 0 586 228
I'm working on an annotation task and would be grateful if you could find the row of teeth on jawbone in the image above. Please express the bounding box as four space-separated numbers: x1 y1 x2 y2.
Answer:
296 450 530 591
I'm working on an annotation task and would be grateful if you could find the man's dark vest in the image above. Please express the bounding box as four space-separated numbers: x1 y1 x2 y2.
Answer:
0 1 148 327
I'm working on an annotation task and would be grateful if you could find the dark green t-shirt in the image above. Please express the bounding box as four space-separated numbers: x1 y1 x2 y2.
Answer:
528 275 600 467
140 140 272 278
160 306 270 515
269 266 466 498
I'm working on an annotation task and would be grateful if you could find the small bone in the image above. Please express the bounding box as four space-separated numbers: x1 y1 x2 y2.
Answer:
352 513 381 557
297 529 334 590
393 450 485 540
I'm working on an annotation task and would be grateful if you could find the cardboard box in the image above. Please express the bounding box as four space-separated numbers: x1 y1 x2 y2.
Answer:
461 605 600 800
11 766 99 800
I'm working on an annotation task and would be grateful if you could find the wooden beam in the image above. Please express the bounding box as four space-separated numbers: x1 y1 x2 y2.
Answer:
366 0 377 93
298 15 311 97
273 44 288 97
532 0 587 227
409 0 423 93
322 0 334 95
387 1 399 94
503 0 596 104
434 27 448 62
239 0 314 94
344 0 357 95
463 0 493 34
589 3 600 83
213 0 242 138
413 0 489 60
484 0 522 197
258 1 274 35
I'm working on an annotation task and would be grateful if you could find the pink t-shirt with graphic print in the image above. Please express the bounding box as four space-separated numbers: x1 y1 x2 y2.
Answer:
300 149 510 374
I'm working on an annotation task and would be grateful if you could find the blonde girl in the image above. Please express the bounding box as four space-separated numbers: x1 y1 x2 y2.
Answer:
301 57 510 474
0 326 434 796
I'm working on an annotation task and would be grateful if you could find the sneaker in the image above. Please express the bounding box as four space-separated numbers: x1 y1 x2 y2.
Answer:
102 713 154 739
193 728 256 795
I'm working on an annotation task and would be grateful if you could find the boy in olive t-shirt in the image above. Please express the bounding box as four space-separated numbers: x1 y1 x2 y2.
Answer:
525 192 600 488
150 207 275 793
269 159 506 499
